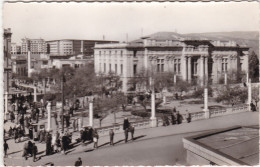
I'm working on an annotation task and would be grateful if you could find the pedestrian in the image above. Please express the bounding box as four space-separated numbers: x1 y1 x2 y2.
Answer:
129 124 135 140
62 134 67 154
4 140 9 158
73 119 77 132
176 111 183 124
171 112 176 125
10 111 15 123
93 129 99 149
54 112 58 127
186 110 191 123
250 101 256 112
8 127 13 138
123 117 130 143
32 143 38 162
74 157 82 166
29 126 33 139
23 142 28 160
109 129 114 145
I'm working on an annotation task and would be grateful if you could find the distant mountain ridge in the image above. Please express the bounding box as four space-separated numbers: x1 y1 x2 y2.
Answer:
139 31 259 55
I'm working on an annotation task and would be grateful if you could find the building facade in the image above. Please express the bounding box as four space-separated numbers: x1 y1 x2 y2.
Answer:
94 33 249 92
21 38 47 54
4 28 12 93
11 43 21 54
47 39 118 57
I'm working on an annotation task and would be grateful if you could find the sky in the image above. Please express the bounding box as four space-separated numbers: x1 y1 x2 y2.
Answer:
3 2 259 44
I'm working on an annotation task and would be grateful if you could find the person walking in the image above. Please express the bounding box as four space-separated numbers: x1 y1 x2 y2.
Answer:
32 143 38 162
123 117 129 143
176 111 183 124
54 112 58 127
129 124 135 141
186 110 191 123
4 140 9 158
93 129 99 149
109 129 114 146
74 157 82 166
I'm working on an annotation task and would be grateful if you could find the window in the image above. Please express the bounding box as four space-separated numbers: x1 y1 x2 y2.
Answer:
121 64 123 74
121 50 123 57
133 64 137 75
174 59 177 73
109 51 111 58
222 58 228 72
178 59 181 73
157 59 165 72
99 51 101 56
133 51 137 58
109 64 111 72
115 64 117 74
104 63 106 72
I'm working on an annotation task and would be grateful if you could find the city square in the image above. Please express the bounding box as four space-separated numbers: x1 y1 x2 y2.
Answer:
2 1 260 166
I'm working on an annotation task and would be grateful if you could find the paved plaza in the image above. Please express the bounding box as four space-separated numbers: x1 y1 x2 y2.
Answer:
4 112 258 166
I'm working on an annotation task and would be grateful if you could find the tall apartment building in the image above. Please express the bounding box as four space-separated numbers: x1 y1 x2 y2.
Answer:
94 32 249 92
21 38 47 54
11 43 21 54
47 39 118 56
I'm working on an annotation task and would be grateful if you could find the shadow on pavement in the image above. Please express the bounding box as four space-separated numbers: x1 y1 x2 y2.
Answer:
8 150 22 155
65 149 75 154
37 150 45 155
98 142 109 148
84 148 94 152
133 135 146 141
114 139 124 145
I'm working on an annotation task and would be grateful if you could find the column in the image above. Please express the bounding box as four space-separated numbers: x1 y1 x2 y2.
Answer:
200 56 204 86
5 92 8 120
212 56 218 84
150 77 157 127
248 79 252 111
224 72 227 85
34 86 37 102
174 74 177 84
163 94 167 104
28 51 31 77
203 88 210 119
246 72 249 84
182 56 187 81
78 118 82 131
205 57 208 84
187 56 191 83
89 98 94 127
47 102 52 132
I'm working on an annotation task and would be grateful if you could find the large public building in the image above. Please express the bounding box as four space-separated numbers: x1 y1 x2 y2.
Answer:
47 39 118 57
94 32 249 92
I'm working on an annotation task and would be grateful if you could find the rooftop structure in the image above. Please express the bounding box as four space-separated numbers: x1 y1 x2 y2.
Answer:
183 126 259 165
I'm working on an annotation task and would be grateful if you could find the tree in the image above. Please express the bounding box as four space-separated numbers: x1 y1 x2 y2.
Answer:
249 51 259 83
115 92 128 111
216 85 247 105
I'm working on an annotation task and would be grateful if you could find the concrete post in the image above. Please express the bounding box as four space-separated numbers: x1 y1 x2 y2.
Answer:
5 92 8 120
78 118 82 131
47 102 52 132
34 86 37 102
246 72 249 84
203 88 210 119
224 72 227 85
163 95 167 104
248 79 252 111
174 74 177 84
205 57 208 84
200 56 204 86
187 57 191 83
150 77 157 127
28 51 31 77
89 98 94 127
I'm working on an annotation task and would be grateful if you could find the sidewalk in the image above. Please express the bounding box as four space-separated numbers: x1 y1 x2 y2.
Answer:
4 111 259 166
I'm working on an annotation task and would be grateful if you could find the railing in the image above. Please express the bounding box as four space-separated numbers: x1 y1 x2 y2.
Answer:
210 104 248 118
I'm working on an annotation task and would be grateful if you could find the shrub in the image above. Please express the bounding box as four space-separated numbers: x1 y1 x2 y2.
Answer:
131 110 151 118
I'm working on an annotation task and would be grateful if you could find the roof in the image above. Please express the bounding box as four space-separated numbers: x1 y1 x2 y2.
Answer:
183 126 259 165
46 39 119 43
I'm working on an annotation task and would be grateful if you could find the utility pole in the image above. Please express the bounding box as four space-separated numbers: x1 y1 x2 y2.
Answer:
61 74 65 132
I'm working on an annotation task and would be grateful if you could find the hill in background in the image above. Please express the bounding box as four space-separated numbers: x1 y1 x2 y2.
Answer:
140 31 259 56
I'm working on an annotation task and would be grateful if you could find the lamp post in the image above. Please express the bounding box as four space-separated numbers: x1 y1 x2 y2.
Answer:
150 77 157 127
61 74 65 133
88 96 94 127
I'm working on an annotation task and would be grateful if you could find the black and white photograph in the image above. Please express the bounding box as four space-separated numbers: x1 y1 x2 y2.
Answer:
2 1 260 166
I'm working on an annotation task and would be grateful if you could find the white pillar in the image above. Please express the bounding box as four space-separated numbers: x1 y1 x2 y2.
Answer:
5 92 8 120
188 56 191 83
28 51 31 77
183 57 187 81
203 88 210 119
150 77 157 127
89 100 94 127
34 86 37 102
174 74 177 84
200 56 204 86
163 95 166 104
78 118 82 131
246 72 249 84
205 57 208 84
224 72 227 85
47 102 52 132
248 80 252 111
